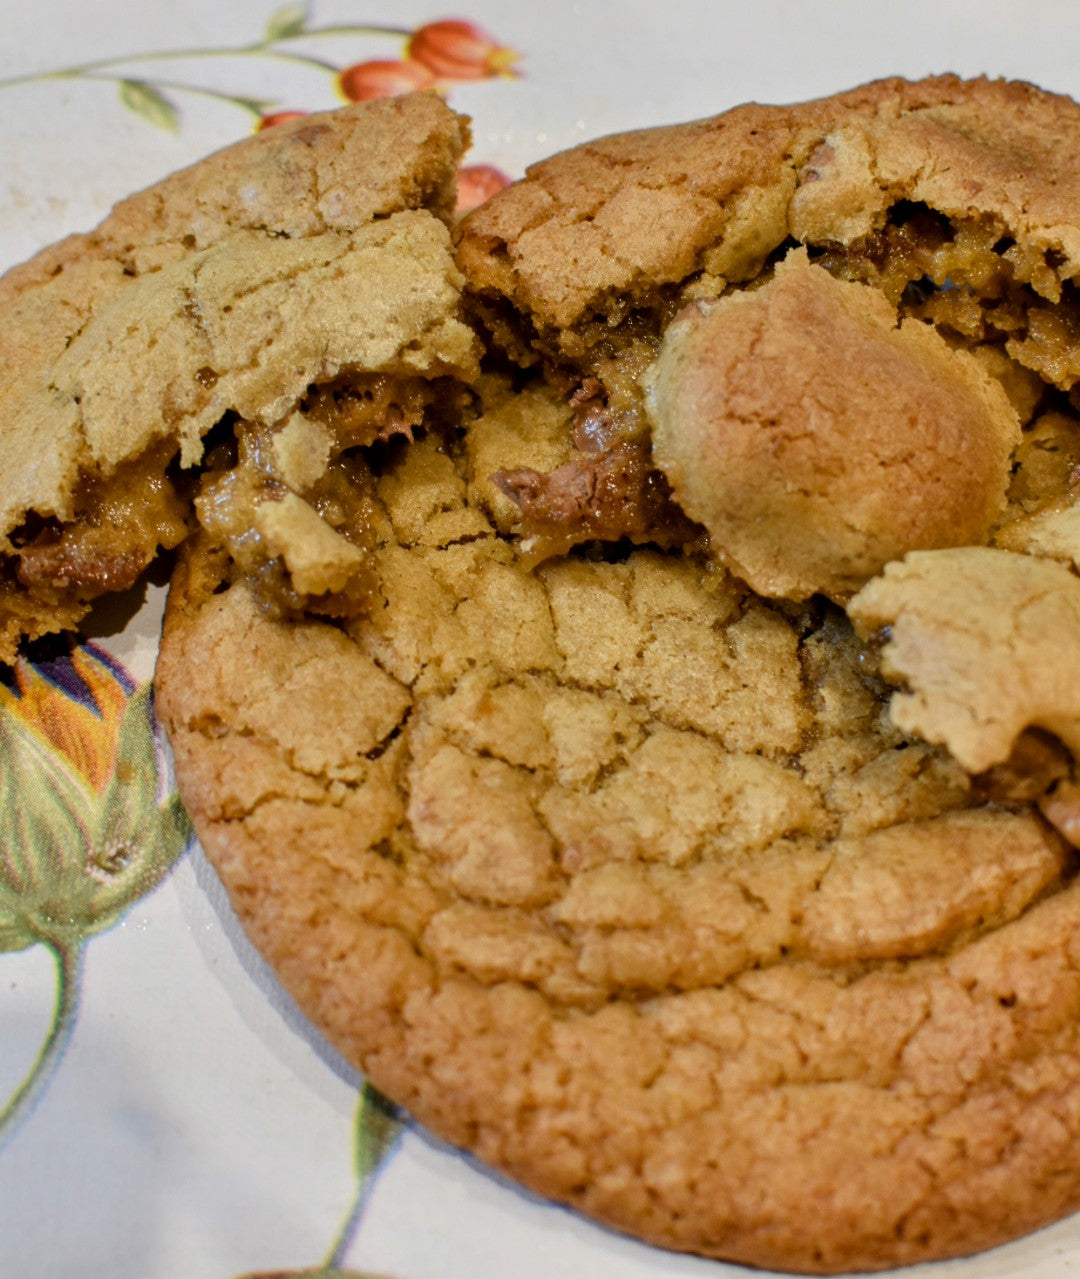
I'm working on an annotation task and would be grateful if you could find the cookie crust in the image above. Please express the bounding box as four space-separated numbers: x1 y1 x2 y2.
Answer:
156 426 1080 1275
457 74 1080 346
149 76 1080 1274
645 251 1020 598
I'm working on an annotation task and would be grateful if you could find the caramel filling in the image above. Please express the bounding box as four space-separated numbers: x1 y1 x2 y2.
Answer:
814 206 1080 390
494 441 701 564
195 370 470 620
196 427 382 622
10 442 188 602
3 371 470 633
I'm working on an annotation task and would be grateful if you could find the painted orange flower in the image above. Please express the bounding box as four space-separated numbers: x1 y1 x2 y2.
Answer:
258 109 308 130
407 19 519 81
0 14 522 133
337 59 436 103
0 641 134 797
455 163 511 214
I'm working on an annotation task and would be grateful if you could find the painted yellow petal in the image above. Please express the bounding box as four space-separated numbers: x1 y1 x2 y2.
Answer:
0 642 133 795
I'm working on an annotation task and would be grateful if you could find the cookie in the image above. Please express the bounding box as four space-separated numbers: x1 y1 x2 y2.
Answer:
644 250 1020 599
0 91 478 665
156 381 1078 1274
456 74 1077 569
153 76 1080 1274
457 75 1080 375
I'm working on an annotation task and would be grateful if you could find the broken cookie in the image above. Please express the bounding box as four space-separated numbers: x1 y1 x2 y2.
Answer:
0 92 479 662
848 546 1080 849
148 76 1080 1277
458 75 1080 579
848 547 1080 775
9 65 1080 1279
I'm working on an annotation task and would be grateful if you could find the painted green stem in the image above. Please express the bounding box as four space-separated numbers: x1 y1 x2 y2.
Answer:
0 48 335 89
0 938 84 1153
0 23 414 91
302 24 411 39
103 72 272 117
320 1152 382 1270
320 1087 404 1270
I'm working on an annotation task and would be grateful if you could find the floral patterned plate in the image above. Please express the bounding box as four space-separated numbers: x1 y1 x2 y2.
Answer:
3 2 1080 1276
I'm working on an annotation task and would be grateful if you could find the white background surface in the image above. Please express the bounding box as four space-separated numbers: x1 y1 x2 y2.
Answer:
4 3 1080 1276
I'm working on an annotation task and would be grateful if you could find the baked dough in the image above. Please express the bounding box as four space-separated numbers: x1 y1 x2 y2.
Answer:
59 74 1080 1273
0 92 477 663
645 251 1019 598
156 388 1080 1271
848 548 1080 775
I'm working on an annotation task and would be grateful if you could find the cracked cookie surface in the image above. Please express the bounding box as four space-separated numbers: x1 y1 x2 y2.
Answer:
0 91 476 663
157 373 1080 1275
154 75 1080 1276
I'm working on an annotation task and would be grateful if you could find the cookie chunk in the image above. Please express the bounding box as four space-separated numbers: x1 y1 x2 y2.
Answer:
849 548 1080 774
456 75 1080 572
645 252 1019 598
848 547 1080 849
0 92 478 663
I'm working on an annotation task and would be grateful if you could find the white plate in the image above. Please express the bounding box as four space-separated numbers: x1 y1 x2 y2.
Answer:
3 3 1080 1276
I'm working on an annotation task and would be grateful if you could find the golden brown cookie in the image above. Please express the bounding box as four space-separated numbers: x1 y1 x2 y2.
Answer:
153 76 1080 1275
644 250 1020 599
456 74 1080 579
155 383 1080 1272
457 74 1080 372
0 92 477 664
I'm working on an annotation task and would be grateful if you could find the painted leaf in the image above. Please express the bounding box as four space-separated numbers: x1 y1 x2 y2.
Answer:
74 683 193 935
264 3 308 41
0 683 191 950
118 79 179 133
0 909 32 952
0 709 95 952
354 1081 404 1185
